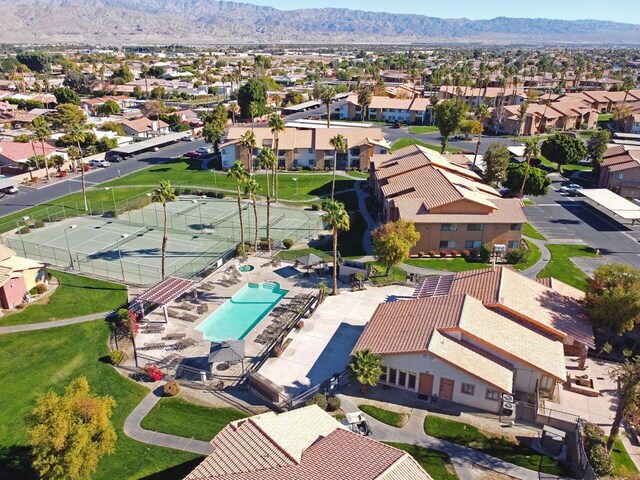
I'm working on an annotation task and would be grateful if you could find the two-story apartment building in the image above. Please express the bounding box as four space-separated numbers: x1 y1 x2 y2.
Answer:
438 86 527 109
598 145 640 198
341 95 432 125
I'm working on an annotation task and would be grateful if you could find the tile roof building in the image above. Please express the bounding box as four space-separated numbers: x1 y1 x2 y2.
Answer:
342 95 433 125
0 244 47 309
599 145 640 198
183 405 432 480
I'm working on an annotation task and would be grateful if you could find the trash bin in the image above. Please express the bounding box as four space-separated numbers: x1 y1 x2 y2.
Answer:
200 371 207 383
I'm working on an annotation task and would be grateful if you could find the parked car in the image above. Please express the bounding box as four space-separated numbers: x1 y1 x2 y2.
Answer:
342 412 372 436
394 121 403 128
559 183 582 194
0 191 6 199
181 135 195 142
184 151 200 158
196 146 214 154
109 155 124 163
3 185 18 194
89 159 110 168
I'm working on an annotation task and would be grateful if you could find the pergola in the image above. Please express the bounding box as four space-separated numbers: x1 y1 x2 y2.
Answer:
135 276 198 322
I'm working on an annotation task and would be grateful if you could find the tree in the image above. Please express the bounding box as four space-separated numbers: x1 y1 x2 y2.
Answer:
282 91 304 107
587 130 612 181
239 130 257 174
228 102 240 124
371 220 420 274
607 356 640 451
96 99 121 116
140 100 165 120
540 133 587 173
434 98 468 153
516 100 529 136
585 263 640 336
473 103 489 167
483 142 510 185
63 71 96 94
257 148 276 252
52 86 80 105
459 118 482 140
519 138 541 198
320 85 336 128
31 117 52 181
237 78 267 118
322 200 350 295
228 162 249 254
110 63 134 85
348 349 383 393
357 86 372 122
100 121 125 136
245 179 261 249
202 104 228 153
46 103 85 130
269 114 285 201
329 134 346 200
28 377 116 480
65 122 90 210
16 52 49 72
504 162 550 197
151 180 176 279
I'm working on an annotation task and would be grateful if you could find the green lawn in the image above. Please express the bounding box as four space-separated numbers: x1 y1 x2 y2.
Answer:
346 171 369 179
359 404 407 428
409 125 440 134
610 436 640 477
140 397 246 442
0 270 127 327
537 244 598 291
424 416 571 476
386 443 459 480
0 320 202 480
523 199 535 206
390 138 463 154
522 223 546 240
405 258 491 272
513 239 542 272
537 155 591 174
277 247 332 262
598 113 613 122
368 262 407 285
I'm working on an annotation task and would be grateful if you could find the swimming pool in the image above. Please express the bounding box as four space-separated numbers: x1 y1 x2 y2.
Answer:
196 282 288 341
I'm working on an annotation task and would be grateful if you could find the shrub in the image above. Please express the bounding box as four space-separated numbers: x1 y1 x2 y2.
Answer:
15 302 26 309
282 238 294 249
83 164 89 172
418 251 425 258
216 192 225 199
428 251 437 258
108 349 125 366
104 210 116 218
205 190 217 198
305 393 328 411
35 283 47 294
480 243 492 263
59 170 67 178
311 203 320 211
439 250 448 257
295 320 304 330
582 423 615 477
117 308 130 323
92 208 104 216
461 249 470 258
34 220 45 228
143 364 164 381
506 248 528 264
163 380 181 397
18 226 30 234
272 345 283 357
450 249 459 257
326 395 341 412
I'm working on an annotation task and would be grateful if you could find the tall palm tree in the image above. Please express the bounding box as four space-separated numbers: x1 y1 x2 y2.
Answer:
473 104 489 168
357 87 372 122
258 147 276 252
348 349 383 393
151 180 176 279
140 65 149 97
539 97 553 135
322 200 350 296
329 134 346 200
239 130 256 174
519 139 540 198
244 179 261 250
228 162 248 254
31 117 52 181
65 122 89 211
269 114 285 201
228 102 239 124
320 85 336 128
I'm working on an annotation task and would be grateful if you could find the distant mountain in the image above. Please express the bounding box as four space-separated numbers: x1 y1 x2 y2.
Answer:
1 0 639 45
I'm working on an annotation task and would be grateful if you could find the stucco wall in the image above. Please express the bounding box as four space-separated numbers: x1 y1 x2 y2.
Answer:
0 276 27 309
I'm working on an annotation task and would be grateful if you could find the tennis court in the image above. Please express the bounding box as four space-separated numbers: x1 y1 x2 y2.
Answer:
2 196 323 285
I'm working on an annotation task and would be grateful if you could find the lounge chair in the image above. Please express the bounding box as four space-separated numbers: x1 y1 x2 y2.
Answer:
169 338 197 351
178 302 195 311
142 326 165 334
162 333 187 341
181 313 198 322
196 304 209 315
141 342 165 350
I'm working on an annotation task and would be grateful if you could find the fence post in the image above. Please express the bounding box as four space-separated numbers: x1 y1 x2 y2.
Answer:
46 207 51 223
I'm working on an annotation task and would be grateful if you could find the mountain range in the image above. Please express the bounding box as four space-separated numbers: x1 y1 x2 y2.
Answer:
1 0 640 45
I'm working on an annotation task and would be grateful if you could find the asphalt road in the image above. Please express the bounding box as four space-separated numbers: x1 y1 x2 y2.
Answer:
0 139 207 218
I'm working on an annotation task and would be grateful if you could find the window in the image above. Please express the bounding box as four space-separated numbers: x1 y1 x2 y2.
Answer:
510 223 522 231
308 148 315 154
388 368 397 385
508 240 520 249
465 240 482 249
398 370 407 387
381 366 388 383
467 223 485 231
486 389 500 401
350 147 360 156
439 240 456 249
441 224 458 231
461 383 475 396
540 375 554 391
408 373 416 390
616 173 624 180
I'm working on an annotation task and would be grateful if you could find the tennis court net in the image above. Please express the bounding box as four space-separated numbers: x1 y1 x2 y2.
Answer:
85 226 149 259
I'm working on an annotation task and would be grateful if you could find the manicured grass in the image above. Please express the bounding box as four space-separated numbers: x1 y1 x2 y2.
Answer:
0 270 127 326
277 247 332 262
368 262 407 285
537 155 591 174
610 436 640 477
141 397 247 442
359 404 407 428
0 320 201 480
522 223 546 240
537 244 598 291
346 171 369 179
513 239 542 272
409 125 440 134
405 258 491 272
104 159 355 202
390 138 463 153
598 113 613 122
386 443 459 479
523 199 535 206
424 416 571 476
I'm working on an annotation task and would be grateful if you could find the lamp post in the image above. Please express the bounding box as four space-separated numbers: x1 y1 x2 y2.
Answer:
116 234 127 281
104 187 116 212
17 216 29 255
210 168 217 192
292 177 298 202
64 224 77 267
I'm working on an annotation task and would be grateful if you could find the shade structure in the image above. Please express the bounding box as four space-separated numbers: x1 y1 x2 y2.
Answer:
295 253 323 267
137 276 197 306
208 340 245 364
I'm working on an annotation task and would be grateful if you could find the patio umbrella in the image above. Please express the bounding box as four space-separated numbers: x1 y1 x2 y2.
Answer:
208 340 245 373
295 253 323 275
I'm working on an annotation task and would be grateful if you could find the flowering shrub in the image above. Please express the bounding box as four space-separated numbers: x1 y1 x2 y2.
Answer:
461 250 470 258
143 364 164 381
428 251 437 258
439 250 449 257
450 250 459 257
126 310 139 336
582 422 615 477
163 380 180 397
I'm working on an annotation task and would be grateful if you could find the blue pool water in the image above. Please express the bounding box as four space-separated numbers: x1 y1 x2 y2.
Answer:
196 282 288 341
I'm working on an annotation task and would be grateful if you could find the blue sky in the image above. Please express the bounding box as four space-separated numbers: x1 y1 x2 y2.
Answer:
241 0 640 24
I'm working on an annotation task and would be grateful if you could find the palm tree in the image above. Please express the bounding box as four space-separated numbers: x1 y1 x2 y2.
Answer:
539 97 553 135
228 102 239 125
320 85 336 128
244 179 261 250
322 200 350 296
65 122 89 211
31 117 51 181
357 87 372 122
140 65 149 97
151 180 176 279
519 139 540 198
329 134 346 200
473 104 489 168
269 114 285 201
239 130 256 174
258 147 276 252
348 349 383 393
228 162 249 254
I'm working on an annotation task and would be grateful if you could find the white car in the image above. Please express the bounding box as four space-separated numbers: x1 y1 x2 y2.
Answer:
196 146 214 154
3 185 18 194
181 135 195 142
89 159 110 168
559 183 582 194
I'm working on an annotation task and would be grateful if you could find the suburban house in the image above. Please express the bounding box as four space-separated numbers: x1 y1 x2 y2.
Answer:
598 145 640 198
221 126 389 170
0 140 61 174
80 95 136 115
184 405 432 480
370 145 526 253
120 117 170 139
342 95 432 125
438 86 527 108
0 244 47 309
352 267 594 413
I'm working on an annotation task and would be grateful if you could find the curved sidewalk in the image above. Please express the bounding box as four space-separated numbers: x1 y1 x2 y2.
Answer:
124 383 213 456
0 311 110 335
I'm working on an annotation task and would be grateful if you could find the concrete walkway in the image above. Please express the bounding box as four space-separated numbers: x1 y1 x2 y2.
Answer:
354 180 377 255
123 383 213 456
0 311 111 335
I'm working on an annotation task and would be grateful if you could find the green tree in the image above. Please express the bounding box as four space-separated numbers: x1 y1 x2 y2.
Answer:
65 122 90 211
13 133 31 143
100 122 126 136
473 103 489 167
239 130 257 174
202 104 228 153
516 100 530 136
320 85 336 128
52 86 80 105
371 220 420 274
257 147 276 252
96 99 121 116
245 179 261 250
587 130 611 166
31 117 52 181
237 78 267 118
357 86 372 122
607 356 640 451
110 63 134 85
282 91 304 107
46 103 86 130
322 200 350 295
540 133 587 173
519 138 541 198
329 134 346 200
16 52 49 72
141 100 165 120
483 142 510 185
504 162 550 197
228 162 249 254
269 114 285 201
151 180 176 279
459 118 482 140
434 98 469 153
28 377 116 480
348 349 384 393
